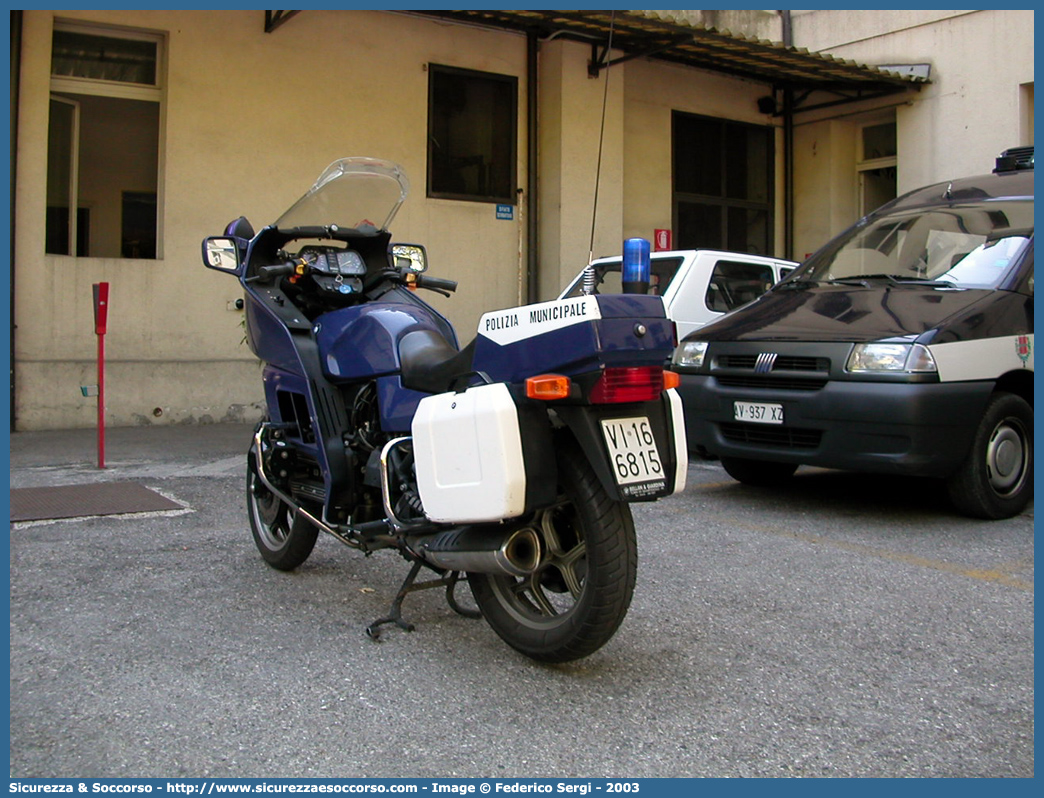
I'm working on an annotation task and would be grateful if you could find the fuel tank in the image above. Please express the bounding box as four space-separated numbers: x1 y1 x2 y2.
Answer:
315 295 456 383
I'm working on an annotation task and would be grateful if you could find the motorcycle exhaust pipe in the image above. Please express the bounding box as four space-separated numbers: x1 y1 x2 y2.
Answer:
412 525 542 577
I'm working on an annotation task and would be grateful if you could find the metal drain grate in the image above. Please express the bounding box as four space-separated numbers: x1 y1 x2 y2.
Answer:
10 482 183 522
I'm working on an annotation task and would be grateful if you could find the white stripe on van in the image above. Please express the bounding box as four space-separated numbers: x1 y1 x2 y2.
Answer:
929 334 1034 382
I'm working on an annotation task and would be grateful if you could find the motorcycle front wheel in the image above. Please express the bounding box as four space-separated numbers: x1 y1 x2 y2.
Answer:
468 442 637 663
246 455 318 571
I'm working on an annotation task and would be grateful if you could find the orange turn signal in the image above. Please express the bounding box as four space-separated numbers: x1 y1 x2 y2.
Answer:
526 374 572 401
663 370 681 390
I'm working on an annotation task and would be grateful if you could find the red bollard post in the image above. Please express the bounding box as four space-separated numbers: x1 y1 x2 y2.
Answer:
93 282 109 469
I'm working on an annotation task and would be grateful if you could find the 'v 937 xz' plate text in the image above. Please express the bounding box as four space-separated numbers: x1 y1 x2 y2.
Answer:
734 401 784 424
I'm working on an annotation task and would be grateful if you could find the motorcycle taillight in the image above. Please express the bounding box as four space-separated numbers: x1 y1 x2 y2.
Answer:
589 366 664 404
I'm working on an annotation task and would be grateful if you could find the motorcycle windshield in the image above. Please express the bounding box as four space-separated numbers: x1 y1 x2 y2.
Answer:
274 157 409 233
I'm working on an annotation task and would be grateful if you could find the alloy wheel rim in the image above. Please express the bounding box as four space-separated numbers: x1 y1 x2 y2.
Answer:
490 501 588 627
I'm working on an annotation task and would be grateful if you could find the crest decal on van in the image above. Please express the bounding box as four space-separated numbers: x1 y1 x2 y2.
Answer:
1015 334 1032 366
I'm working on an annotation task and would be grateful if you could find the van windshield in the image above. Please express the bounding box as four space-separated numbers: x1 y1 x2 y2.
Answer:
796 199 1033 289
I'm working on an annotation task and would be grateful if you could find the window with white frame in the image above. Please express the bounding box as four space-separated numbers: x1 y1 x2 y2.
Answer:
1019 82 1033 145
46 23 163 258
857 120 897 217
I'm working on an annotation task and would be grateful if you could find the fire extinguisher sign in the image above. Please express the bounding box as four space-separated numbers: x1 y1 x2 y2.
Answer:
654 229 672 251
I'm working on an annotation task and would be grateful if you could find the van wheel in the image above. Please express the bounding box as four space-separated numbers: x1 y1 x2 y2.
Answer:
946 392 1033 520
721 457 798 486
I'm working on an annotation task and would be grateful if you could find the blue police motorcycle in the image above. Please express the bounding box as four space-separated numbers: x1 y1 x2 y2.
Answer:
203 157 687 662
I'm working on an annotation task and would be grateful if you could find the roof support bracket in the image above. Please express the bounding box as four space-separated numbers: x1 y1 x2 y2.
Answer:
265 10 300 34
784 85 912 116
588 34 691 78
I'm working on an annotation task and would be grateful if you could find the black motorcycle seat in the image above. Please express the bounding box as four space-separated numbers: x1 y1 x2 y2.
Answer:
399 330 477 395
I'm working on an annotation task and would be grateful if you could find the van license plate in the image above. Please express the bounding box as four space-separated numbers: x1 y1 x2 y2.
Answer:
734 401 784 425
600 416 664 488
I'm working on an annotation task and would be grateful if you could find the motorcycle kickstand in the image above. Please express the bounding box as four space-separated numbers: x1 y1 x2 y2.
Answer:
365 562 479 640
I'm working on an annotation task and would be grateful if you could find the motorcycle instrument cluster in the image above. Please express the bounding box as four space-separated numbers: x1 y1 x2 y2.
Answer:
297 245 366 295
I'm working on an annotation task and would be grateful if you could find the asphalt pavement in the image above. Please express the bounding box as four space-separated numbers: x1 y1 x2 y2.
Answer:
7 422 1035 778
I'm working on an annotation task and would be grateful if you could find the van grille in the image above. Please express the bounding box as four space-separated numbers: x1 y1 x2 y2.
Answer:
719 422 821 449
717 376 827 391
717 354 825 372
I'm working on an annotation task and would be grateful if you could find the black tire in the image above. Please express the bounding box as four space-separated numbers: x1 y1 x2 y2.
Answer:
946 392 1033 520
721 456 798 486
246 455 319 570
468 442 637 663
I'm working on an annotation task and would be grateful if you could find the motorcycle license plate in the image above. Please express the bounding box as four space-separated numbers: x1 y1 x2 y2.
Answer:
734 401 784 424
600 416 665 490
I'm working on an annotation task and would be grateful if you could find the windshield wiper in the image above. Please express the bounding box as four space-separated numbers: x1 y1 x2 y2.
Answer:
828 274 958 288
826 274 898 287
774 279 821 291
889 276 957 287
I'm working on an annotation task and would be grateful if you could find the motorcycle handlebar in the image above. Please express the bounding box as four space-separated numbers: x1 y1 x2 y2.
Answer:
246 262 458 295
246 262 296 283
415 274 458 293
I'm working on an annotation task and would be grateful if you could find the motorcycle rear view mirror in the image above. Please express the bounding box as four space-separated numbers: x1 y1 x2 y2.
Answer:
202 236 241 273
390 243 428 273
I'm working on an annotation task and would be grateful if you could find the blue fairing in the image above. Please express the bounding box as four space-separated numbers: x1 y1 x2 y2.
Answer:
377 375 428 432
244 295 308 374
316 298 456 383
260 365 323 463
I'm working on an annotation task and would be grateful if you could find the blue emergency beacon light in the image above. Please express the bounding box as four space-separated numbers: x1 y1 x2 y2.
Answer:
622 237 651 294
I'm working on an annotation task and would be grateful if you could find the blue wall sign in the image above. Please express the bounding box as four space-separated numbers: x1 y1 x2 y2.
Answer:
496 204 514 220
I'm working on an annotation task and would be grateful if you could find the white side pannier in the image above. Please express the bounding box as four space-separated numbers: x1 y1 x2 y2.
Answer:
411 383 528 524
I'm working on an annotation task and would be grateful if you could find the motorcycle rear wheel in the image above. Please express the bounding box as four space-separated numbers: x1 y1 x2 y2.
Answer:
468 442 637 663
246 457 319 571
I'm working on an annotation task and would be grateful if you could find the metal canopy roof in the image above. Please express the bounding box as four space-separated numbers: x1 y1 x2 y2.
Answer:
265 9 927 114
406 9 928 113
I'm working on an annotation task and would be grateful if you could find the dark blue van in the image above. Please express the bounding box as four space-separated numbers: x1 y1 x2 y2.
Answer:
672 147 1033 519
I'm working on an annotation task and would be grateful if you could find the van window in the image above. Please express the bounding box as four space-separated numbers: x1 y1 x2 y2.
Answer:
705 260 776 312
562 257 685 298
799 200 1033 289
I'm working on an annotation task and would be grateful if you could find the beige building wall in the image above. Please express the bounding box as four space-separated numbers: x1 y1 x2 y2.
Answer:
537 39 626 298
789 9 1034 258
13 9 1030 430
14 10 533 429
621 58 785 258
15 9 795 430
540 37 787 293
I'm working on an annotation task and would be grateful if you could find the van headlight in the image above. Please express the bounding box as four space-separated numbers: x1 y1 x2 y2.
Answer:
846 343 937 373
673 341 709 370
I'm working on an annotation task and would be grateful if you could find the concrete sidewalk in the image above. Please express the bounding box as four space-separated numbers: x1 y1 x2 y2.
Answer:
8 422 256 489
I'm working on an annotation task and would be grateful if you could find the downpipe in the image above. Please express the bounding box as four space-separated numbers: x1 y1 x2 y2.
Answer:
253 425 541 576
410 525 542 577
251 425 390 550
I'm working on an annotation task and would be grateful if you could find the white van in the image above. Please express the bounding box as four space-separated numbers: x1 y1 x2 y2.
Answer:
560 250 797 340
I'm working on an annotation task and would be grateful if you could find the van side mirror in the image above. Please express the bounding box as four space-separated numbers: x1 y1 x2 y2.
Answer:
202 237 241 273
